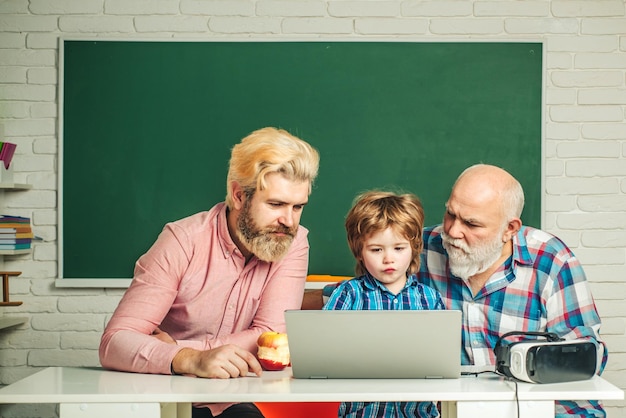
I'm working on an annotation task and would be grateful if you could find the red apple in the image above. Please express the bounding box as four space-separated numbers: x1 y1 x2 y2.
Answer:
257 331 290 371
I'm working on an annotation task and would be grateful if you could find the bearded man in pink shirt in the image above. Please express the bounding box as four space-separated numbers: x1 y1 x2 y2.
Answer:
99 127 320 418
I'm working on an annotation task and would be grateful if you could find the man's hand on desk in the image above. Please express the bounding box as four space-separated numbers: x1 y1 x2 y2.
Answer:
172 346 263 379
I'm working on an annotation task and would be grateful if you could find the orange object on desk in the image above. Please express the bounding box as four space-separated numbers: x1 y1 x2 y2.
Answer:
255 402 340 418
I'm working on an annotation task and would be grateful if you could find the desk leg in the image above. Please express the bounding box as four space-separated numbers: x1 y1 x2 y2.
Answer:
161 402 192 418
456 400 553 418
60 403 161 418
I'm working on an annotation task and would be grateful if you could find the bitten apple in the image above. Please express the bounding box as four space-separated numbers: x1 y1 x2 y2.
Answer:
257 331 290 371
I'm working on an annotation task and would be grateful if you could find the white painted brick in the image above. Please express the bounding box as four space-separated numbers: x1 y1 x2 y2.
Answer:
209 16 281 33
58 16 135 33
58 295 125 313
548 35 618 52
576 52 626 69
505 18 578 35
32 136 57 153
0 32 26 48
0 85 55 102
282 17 354 34
547 176 618 195
599 318 626 336
551 70 623 87
607 352 626 369
26 67 56 85
32 209 56 226
33 244 56 261
582 123 626 140
430 18 503 35
180 0 254 16
567 159 626 176
578 195 626 212
356 17 428 34
257 0 326 17
0 349 27 367
31 313 102 331
544 194 575 211
583 231 626 248
552 0 626 18
0 15 58 32
591 282 626 300
329 1 399 17
574 247 625 266
26 33 61 49
29 0 103 15
31 283 105 298
586 265 626 283
599 302 626 319
28 349 99 367
5 117 55 136
60 331 101 349
579 88 626 105
545 87 576 104
559 214 626 232
546 122 580 139
0 330 59 349
105 0 178 15
558 141 620 158
30 103 57 118
135 15 209 32
401 1 472 17
582 18 626 35
0 103 29 118
475 1 549 17
546 52 572 69
0 49 56 66
3 190 57 209
550 105 623 122
0 1 29 14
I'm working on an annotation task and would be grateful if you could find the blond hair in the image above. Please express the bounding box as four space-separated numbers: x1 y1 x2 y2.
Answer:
345 190 425 277
225 127 320 208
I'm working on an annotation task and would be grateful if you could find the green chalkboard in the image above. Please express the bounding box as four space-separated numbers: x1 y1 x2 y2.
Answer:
61 40 542 280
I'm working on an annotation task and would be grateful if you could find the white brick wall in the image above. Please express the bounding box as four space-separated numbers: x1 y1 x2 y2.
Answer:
0 1 625 417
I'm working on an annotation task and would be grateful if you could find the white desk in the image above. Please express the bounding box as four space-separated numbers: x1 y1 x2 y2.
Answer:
0 367 622 418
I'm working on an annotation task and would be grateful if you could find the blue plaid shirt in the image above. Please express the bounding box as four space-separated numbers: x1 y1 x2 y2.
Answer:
324 274 444 418
419 225 607 418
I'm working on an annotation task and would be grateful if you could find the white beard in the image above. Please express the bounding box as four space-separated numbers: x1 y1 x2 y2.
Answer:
442 232 505 280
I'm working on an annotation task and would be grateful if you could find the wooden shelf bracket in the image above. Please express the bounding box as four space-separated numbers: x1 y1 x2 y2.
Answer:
0 271 23 306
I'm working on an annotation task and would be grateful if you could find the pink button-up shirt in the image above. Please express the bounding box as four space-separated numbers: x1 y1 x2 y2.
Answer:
99 203 308 412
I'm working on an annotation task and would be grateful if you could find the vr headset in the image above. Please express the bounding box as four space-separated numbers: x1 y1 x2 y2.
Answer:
494 331 597 384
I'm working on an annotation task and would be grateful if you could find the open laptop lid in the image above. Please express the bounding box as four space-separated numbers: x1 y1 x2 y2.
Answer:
285 310 462 379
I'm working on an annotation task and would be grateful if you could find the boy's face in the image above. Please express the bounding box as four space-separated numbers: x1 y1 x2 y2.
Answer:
360 227 412 295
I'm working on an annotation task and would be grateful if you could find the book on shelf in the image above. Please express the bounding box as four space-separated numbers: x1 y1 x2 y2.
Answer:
0 227 32 234
0 243 30 250
0 238 31 244
0 231 34 238
0 215 30 224
0 223 32 229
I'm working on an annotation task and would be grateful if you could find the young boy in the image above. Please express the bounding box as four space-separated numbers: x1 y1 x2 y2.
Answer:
324 190 444 418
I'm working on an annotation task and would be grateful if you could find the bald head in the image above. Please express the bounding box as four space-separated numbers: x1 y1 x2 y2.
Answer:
453 164 525 220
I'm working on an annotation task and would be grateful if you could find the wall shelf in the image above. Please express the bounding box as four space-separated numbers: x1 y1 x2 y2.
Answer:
0 183 32 190
0 316 27 330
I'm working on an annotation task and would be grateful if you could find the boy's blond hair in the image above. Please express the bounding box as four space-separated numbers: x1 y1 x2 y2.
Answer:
345 191 425 277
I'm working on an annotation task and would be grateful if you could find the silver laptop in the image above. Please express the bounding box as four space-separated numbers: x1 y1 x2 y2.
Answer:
285 309 462 379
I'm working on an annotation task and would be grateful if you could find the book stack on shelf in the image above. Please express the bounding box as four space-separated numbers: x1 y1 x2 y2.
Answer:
0 215 33 251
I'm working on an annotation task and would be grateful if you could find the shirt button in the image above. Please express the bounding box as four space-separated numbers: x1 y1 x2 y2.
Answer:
393 299 398 304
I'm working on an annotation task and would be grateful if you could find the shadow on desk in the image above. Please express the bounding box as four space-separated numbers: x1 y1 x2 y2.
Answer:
255 402 339 418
